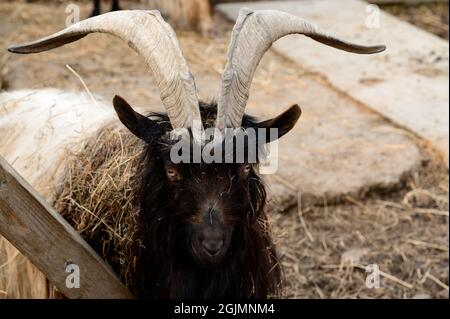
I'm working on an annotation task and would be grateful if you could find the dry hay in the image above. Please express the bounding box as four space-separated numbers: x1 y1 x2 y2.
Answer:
54 125 145 295
381 2 449 41
0 239 48 299
274 160 449 299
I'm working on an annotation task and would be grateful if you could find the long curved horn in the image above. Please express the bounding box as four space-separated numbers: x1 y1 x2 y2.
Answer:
216 8 386 129
8 10 202 133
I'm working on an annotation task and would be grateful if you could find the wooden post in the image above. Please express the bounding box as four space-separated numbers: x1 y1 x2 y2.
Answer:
0 155 133 299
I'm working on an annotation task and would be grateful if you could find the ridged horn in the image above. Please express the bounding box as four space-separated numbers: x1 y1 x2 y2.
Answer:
216 8 386 129
8 10 203 134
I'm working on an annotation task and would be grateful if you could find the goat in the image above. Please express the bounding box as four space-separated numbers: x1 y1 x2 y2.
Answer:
0 9 385 298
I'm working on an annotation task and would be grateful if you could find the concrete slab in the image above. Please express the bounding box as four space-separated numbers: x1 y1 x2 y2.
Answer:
239 72 422 211
217 0 449 166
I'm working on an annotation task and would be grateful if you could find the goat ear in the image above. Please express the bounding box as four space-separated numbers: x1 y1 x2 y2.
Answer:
256 104 301 143
113 95 161 142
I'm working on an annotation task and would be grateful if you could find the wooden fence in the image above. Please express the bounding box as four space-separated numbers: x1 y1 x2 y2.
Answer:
0 155 133 298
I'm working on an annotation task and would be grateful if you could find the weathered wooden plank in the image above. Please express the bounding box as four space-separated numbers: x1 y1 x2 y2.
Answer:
0 155 133 299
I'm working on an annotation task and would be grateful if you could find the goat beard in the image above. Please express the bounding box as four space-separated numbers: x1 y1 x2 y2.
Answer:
135 214 281 299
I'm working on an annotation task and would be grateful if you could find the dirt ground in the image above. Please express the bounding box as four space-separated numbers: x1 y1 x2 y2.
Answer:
0 0 448 299
380 2 449 41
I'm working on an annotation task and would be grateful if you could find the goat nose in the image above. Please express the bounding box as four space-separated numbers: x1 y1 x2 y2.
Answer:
201 238 224 256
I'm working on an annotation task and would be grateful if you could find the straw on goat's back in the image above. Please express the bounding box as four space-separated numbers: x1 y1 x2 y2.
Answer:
54 126 145 295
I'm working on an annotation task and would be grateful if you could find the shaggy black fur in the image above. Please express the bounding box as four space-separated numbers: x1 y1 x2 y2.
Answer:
112 96 300 298
134 102 281 298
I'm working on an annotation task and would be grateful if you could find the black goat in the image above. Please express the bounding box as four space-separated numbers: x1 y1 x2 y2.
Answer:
111 98 300 298
7 8 385 298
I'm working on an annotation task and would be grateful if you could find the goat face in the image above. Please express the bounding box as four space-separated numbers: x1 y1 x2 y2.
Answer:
163 160 256 267
113 96 301 298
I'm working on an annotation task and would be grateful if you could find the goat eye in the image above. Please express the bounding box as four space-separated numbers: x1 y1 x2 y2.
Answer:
242 164 251 175
166 168 181 181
